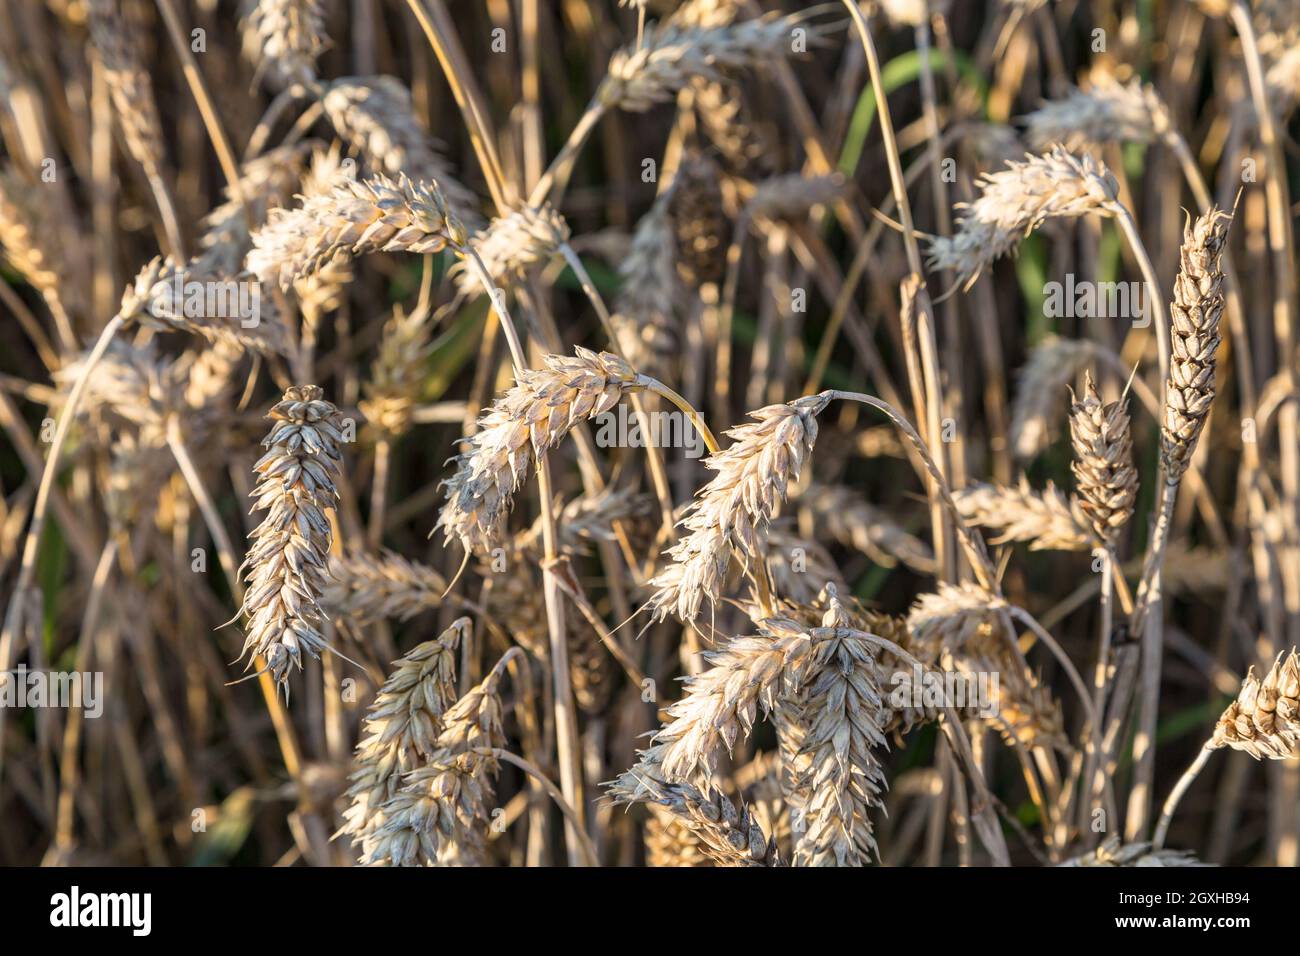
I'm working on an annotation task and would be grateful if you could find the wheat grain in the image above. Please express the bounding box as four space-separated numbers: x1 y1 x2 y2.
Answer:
362 649 516 866
320 76 479 221
926 146 1119 288
246 172 465 291
241 0 328 88
1009 336 1102 460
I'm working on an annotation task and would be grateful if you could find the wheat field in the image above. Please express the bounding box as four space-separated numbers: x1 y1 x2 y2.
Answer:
0 0 1297 868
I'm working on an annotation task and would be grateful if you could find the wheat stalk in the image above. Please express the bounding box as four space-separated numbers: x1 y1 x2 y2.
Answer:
1009 336 1102 460
926 146 1119 289
362 648 519 866
434 347 641 555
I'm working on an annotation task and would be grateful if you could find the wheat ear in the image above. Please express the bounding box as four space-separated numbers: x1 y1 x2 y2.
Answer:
235 385 346 696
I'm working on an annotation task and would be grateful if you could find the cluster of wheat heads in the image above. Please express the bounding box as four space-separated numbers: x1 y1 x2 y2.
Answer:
2 0 1299 869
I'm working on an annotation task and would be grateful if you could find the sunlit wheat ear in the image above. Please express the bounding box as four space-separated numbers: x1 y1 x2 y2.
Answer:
195 141 317 278
359 305 435 439
926 145 1118 289
235 385 346 697
434 348 640 555
1059 836 1208 867
785 599 892 867
450 203 569 297
610 619 814 795
246 172 466 291
620 779 784 866
1211 649 1300 759
123 256 290 358
362 649 517 866
647 394 829 623
1161 207 1232 483
340 618 467 849
597 12 830 112
954 479 1094 552
87 0 166 177
321 550 449 624
1021 76 1170 151
796 482 937 574
1068 372 1137 547
320 76 479 223
1009 336 1102 460
240 0 328 89
611 197 681 379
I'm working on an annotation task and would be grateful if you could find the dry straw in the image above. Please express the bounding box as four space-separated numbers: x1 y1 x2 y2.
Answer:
234 385 346 695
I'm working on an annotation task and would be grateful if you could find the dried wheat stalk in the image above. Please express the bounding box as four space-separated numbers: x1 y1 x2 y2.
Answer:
597 13 826 112
621 779 783 866
87 0 166 176
241 0 328 88
1211 649 1300 759
235 385 346 695
612 619 814 793
321 550 448 624
1009 336 1102 460
1161 208 1232 483
320 76 478 220
785 599 891 866
797 482 937 573
451 203 569 297
359 305 435 438
1022 77 1169 151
